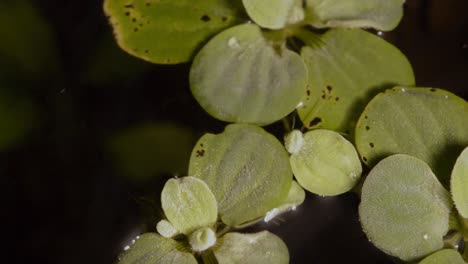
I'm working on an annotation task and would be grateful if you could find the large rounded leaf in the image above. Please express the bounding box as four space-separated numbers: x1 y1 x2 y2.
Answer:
359 154 452 261
451 147 468 218
289 129 362 196
190 24 308 125
355 87 468 185
188 124 292 226
103 0 245 64
118 233 197 264
213 231 289 264
419 249 467 264
242 0 304 29
304 0 405 31
297 28 414 132
161 177 218 235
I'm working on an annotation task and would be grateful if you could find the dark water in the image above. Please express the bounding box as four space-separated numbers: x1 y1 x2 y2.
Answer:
4 0 467 263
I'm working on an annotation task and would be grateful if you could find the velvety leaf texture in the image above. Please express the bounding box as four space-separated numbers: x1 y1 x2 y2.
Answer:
359 154 452 261
188 124 292 226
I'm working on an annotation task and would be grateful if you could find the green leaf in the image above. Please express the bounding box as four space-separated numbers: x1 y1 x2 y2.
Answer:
188 227 217 252
297 28 414 132
213 231 289 264
289 129 362 196
107 123 195 182
262 180 306 223
359 154 452 261
304 0 405 31
242 0 304 29
451 147 468 218
0 0 59 78
118 233 197 264
419 249 467 264
355 87 468 186
188 124 292 226
190 24 308 125
103 0 246 64
161 176 218 235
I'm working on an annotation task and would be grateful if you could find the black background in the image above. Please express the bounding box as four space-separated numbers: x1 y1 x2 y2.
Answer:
4 0 468 263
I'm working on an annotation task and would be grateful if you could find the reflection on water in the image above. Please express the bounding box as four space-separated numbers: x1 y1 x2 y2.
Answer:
3 0 467 263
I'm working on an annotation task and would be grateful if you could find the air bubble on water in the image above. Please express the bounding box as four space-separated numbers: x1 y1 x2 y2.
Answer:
400 88 406 92
124 245 130 251
296 101 304 108
377 31 383 36
228 37 240 49
423 234 429 240
292 206 297 211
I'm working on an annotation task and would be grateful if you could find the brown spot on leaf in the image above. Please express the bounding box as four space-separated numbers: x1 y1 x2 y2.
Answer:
125 12 130 16
134 28 138 32
124 4 134 8
201 15 211 22
222 16 227 22
430 88 437 92
365 126 370 130
326 85 332 92
369 143 374 148
335 97 340 101
309 117 322 127
363 157 368 162
196 149 205 157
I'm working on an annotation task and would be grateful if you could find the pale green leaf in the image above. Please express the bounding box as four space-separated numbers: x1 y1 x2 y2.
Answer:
118 233 197 264
419 249 467 264
355 87 468 186
188 227 217 252
289 129 362 196
242 0 304 29
213 231 289 264
188 124 292 226
359 154 452 261
190 24 307 125
304 0 405 31
107 123 195 181
451 147 468 218
297 28 414 132
161 176 218 235
263 180 305 223
104 0 246 64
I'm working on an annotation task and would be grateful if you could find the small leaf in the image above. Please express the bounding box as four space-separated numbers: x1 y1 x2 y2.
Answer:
156 220 178 238
188 227 217 252
297 28 414 132
161 177 218 235
190 24 307 125
451 147 468 218
189 124 292 226
118 233 197 264
355 87 468 186
359 154 452 261
213 231 289 264
103 0 246 64
289 129 362 196
419 249 467 264
304 0 405 31
242 0 304 29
